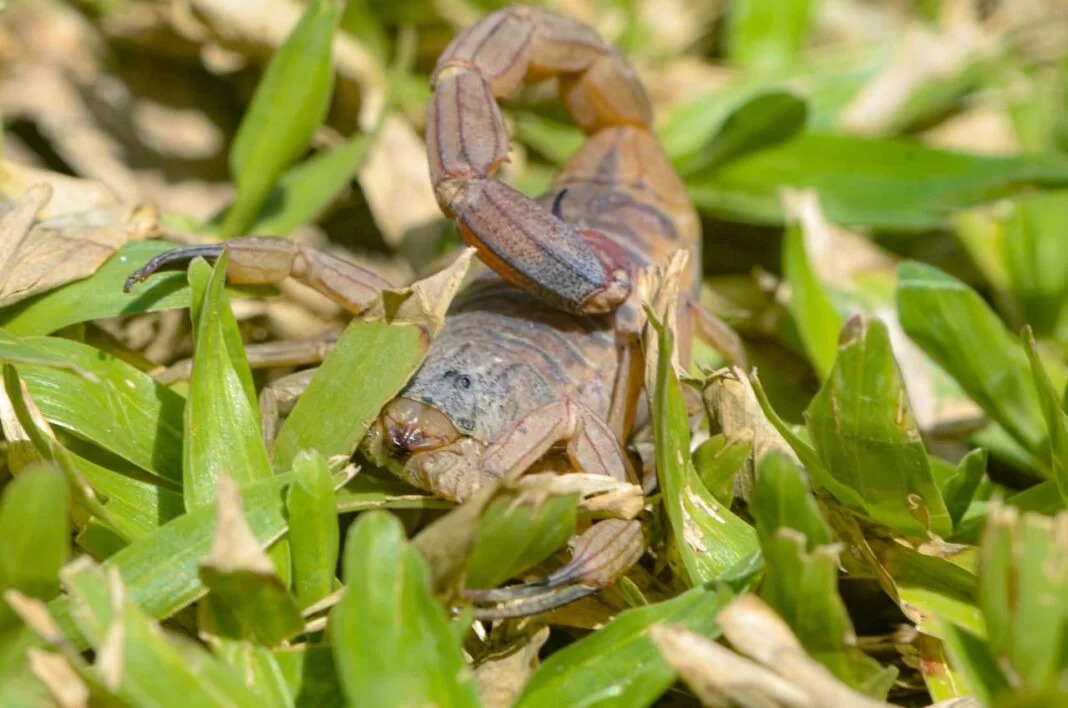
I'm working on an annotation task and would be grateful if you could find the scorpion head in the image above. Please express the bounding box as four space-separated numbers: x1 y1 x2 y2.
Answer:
362 396 492 502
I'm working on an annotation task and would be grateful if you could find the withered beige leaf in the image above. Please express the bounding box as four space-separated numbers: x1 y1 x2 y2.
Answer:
474 626 549 708
649 623 811 707
362 247 475 336
703 367 800 501
718 595 890 708
27 648 89 708
357 113 442 247
0 194 159 307
204 476 276 575
2 162 118 218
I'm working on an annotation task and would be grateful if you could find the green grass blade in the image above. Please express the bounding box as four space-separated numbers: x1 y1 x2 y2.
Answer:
1023 330 1068 506
1003 192 1068 335
725 0 815 73
273 321 428 471
248 133 372 236
0 241 188 335
286 450 339 608
12 335 185 485
652 317 758 585
978 507 1068 689
782 222 843 380
198 480 305 647
184 257 272 510
750 451 832 549
670 91 808 176
63 560 263 707
688 133 1068 231
221 0 343 236
516 587 729 708
331 511 480 708
465 489 577 590
897 261 1046 459
47 473 293 643
0 465 69 629
806 315 952 536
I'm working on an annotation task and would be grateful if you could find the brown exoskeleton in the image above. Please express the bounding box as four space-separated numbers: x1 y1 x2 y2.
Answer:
125 4 742 618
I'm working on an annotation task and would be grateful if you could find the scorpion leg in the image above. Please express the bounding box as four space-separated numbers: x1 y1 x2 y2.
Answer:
466 398 646 618
427 6 655 315
123 236 393 315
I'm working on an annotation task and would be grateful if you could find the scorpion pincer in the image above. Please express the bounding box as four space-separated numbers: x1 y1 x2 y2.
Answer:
124 5 738 618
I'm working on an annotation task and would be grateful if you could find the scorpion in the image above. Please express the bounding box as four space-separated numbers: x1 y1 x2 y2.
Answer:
125 5 740 618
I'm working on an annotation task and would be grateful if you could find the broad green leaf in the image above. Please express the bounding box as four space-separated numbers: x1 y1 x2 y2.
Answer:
1024 330 1068 506
725 0 814 73
688 133 1068 231
465 489 577 589
331 512 479 708
0 241 185 335
806 316 952 536
221 0 343 235
287 450 339 607
516 587 729 708
978 506 1068 689
651 316 758 585
63 561 262 708
750 451 831 550
0 465 68 629
670 91 808 176
782 222 843 379
897 262 1046 458
1003 192 1068 334
248 133 372 236
0 329 96 373
274 321 428 471
13 335 185 484
184 257 272 510
47 473 292 641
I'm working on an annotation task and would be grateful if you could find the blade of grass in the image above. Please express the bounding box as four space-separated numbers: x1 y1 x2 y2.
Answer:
331 512 479 707
184 256 272 510
286 450 339 608
220 0 344 236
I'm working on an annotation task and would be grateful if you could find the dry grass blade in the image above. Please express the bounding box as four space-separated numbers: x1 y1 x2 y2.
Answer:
717 595 893 708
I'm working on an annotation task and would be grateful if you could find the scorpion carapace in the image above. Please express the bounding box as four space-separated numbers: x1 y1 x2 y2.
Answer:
125 5 741 619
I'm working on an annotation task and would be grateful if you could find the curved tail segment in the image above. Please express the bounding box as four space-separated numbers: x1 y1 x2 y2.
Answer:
426 6 658 315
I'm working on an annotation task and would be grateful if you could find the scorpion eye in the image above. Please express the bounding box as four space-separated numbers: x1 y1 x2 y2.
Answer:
456 374 472 390
457 417 475 432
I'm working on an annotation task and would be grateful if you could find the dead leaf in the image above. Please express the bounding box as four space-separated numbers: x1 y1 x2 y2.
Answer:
649 622 811 707
703 367 800 502
357 113 442 247
718 595 891 708
1 162 118 217
204 476 276 575
0 180 158 307
362 247 475 336
474 626 549 708
27 648 89 708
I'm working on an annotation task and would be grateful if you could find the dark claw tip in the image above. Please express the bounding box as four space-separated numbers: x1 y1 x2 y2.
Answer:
122 245 225 294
